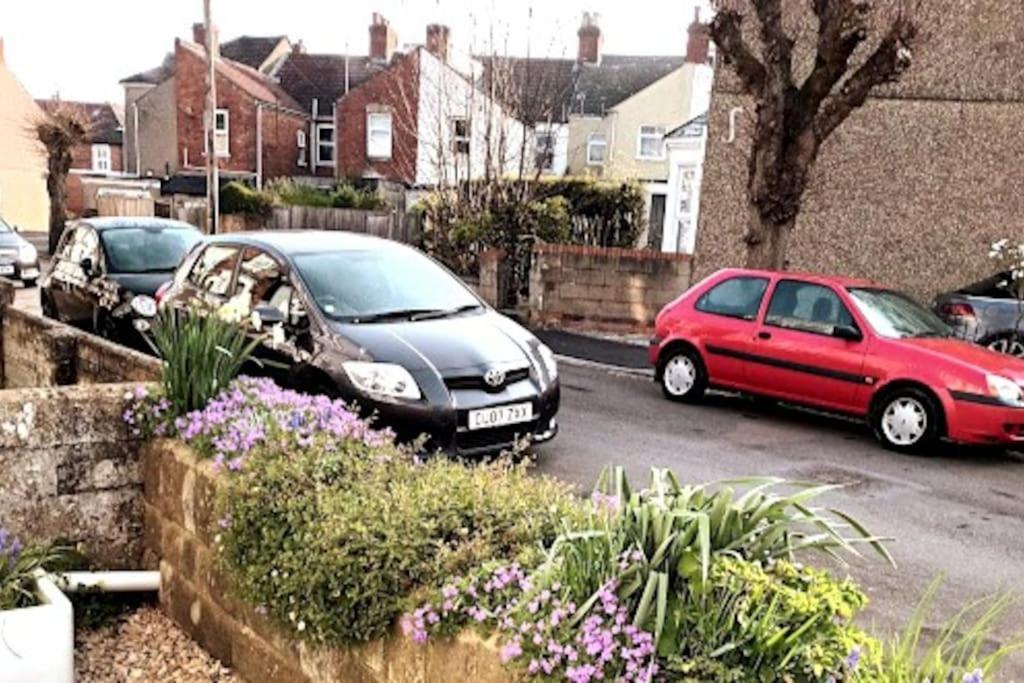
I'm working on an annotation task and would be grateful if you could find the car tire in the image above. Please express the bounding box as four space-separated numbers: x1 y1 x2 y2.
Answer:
870 387 942 454
983 333 1024 358
40 292 57 320
22 279 37 288
659 346 708 403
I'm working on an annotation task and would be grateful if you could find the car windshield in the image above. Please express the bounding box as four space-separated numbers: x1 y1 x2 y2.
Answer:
292 247 481 322
0 216 12 233
101 227 201 273
847 287 952 339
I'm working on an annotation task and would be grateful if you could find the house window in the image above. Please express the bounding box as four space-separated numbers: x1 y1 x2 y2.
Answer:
535 130 556 172
586 133 607 165
315 124 335 167
214 109 230 158
91 144 112 172
637 125 666 160
297 130 308 167
367 111 393 160
451 117 470 155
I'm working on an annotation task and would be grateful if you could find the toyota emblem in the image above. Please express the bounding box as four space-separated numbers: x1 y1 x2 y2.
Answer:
484 368 506 388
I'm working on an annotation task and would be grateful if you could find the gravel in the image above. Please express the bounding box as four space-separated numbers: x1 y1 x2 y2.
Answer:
75 606 239 682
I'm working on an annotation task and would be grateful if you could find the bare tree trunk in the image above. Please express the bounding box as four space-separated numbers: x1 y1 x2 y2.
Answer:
47 170 67 254
743 204 791 270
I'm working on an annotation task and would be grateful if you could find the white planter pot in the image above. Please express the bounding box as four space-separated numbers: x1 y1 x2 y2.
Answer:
0 571 74 683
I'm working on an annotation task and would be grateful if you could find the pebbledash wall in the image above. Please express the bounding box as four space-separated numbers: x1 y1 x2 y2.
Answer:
143 439 511 683
526 244 691 331
0 279 160 566
695 0 1024 301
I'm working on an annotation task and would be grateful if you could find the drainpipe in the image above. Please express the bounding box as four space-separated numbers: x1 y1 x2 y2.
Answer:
133 103 141 176
55 571 161 593
256 101 264 190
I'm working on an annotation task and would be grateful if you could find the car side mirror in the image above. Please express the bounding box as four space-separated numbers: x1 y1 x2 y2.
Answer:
80 257 97 278
253 305 286 328
833 324 862 342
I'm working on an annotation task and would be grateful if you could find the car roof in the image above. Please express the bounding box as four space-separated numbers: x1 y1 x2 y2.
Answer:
714 267 886 290
203 230 401 254
79 217 201 232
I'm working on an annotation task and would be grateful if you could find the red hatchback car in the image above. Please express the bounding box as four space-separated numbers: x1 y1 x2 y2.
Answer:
649 268 1024 453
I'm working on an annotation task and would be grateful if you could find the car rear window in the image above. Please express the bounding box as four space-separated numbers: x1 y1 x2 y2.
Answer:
695 276 769 321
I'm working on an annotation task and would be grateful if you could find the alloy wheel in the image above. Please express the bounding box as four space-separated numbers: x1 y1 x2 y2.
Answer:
663 355 697 397
987 336 1024 358
881 397 927 446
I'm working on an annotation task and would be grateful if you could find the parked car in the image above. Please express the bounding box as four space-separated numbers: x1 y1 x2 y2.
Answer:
160 231 560 456
40 217 202 345
650 268 1024 453
935 272 1024 357
0 214 41 286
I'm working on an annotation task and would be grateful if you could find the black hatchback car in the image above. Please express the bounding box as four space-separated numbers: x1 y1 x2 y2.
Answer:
41 217 202 344
160 231 560 456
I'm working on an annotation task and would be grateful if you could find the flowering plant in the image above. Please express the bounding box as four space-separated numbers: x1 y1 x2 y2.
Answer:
0 529 62 611
126 376 394 469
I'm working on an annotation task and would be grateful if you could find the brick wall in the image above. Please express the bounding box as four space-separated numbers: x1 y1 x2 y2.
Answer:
0 383 150 568
529 244 691 331
336 52 420 183
175 42 308 181
478 249 509 308
143 439 511 683
66 144 125 216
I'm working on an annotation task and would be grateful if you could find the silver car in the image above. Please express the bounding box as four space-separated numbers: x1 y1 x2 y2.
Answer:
935 271 1024 356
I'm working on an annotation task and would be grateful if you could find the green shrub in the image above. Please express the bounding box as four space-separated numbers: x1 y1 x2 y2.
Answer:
220 181 274 217
144 308 262 415
217 441 580 644
1 530 63 610
266 178 386 211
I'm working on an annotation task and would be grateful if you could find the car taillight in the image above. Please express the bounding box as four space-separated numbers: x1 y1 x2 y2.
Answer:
154 281 172 305
939 302 975 319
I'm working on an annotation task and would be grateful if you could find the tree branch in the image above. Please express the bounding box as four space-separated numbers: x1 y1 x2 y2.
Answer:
710 9 766 95
797 0 872 119
813 9 917 140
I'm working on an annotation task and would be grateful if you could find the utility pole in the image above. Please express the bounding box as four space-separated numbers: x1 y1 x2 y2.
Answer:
204 0 219 234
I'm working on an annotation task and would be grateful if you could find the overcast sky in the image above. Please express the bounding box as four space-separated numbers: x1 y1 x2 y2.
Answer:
1 0 707 103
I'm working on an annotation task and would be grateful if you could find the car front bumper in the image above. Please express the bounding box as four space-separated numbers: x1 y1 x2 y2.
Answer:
0 259 40 283
347 378 561 457
947 392 1024 445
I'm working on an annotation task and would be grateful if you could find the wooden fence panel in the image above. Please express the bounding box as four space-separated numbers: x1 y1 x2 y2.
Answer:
97 194 155 218
265 206 421 245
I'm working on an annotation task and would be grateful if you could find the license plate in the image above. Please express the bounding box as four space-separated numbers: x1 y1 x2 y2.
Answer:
0 265 14 275
467 402 534 430
21 268 38 278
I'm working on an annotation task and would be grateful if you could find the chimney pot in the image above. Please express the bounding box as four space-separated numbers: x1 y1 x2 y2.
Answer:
192 22 207 46
577 12 602 64
369 13 397 62
686 8 711 65
426 24 450 63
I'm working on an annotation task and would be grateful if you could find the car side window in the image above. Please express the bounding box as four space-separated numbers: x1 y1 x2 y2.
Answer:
695 276 769 321
188 245 239 298
232 248 296 326
765 280 855 335
66 227 100 267
56 228 78 261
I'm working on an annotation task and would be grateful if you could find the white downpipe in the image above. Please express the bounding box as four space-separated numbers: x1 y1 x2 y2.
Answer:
55 571 161 593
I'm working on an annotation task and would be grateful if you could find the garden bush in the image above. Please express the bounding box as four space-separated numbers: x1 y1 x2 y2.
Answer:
220 181 274 218
0 529 61 610
266 178 385 210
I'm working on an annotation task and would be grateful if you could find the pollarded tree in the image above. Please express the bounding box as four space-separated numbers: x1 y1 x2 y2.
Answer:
36 105 86 253
710 0 920 269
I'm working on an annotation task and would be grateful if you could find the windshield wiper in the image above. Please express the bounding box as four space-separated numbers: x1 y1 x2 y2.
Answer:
907 331 950 339
349 308 443 323
410 303 483 321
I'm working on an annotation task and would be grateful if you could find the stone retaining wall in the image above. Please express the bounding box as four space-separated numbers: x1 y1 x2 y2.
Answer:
528 244 691 331
0 384 149 567
142 439 511 683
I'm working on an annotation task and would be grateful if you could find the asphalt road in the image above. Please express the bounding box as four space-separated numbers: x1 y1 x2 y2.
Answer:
537 361 1024 678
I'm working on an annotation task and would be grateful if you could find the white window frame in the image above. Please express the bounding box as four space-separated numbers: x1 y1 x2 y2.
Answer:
214 108 230 158
297 130 308 167
366 111 393 160
315 123 335 167
586 133 607 166
451 117 470 155
91 144 112 172
636 125 666 160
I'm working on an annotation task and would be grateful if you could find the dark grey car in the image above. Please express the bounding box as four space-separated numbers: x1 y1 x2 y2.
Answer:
935 271 1024 356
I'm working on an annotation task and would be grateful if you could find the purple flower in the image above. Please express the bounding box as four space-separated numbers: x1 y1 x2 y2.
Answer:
845 646 861 670
963 670 983 683
499 639 522 663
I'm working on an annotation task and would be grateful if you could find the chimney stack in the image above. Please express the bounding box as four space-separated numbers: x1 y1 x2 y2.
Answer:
192 22 207 47
369 13 397 62
426 24 450 63
686 8 711 64
577 12 602 65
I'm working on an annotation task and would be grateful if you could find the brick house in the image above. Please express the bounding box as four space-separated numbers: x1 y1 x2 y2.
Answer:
121 26 309 188
695 0 1024 300
334 15 526 187
37 100 125 216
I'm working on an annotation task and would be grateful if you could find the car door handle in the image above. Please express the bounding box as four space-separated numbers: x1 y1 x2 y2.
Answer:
757 331 772 340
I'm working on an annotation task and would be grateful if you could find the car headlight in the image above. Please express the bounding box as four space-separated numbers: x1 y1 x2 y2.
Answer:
342 361 422 401
986 374 1024 407
130 295 158 318
18 242 37 264
536 342 558 382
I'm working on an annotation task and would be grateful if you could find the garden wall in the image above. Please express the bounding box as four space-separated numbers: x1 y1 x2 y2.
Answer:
142 439 511 683
528 244 692 331
0 383 148 567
